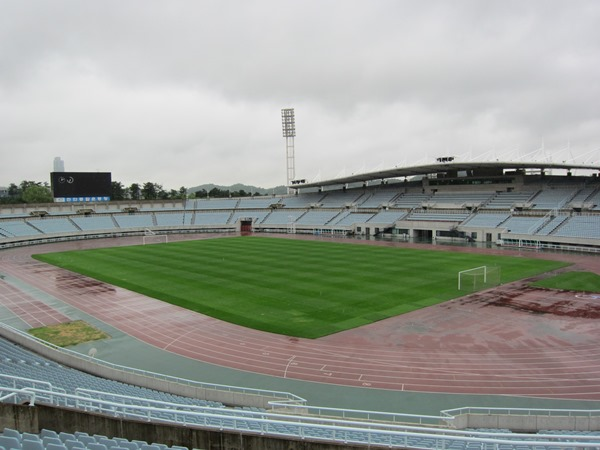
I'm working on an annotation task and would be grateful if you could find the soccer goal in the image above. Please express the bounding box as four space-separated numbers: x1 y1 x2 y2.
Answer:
142 229 168 245
458 265 501 291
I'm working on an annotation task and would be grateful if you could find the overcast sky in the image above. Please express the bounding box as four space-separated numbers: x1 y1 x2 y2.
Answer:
1 0 599 190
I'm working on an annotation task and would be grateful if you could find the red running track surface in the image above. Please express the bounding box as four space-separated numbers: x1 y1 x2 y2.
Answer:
1 234 600 400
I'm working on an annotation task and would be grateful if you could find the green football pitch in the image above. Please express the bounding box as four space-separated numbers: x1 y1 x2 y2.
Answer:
33 236 569 338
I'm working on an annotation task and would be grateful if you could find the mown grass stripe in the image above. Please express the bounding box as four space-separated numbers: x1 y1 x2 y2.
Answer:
33 236 569 338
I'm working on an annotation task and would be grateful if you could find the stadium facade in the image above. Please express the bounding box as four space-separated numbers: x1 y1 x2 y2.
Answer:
1 160 599 252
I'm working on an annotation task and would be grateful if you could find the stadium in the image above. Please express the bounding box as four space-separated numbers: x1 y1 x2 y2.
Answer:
2 156 600 449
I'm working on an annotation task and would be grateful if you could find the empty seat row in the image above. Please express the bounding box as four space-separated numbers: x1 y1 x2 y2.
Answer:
0 428 188 450
0 338 221 410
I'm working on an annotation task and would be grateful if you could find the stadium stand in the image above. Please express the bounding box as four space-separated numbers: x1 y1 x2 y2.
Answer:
154 212 193 227
428 191 493 208
496 216 546 234
279 193 324 208
236 197 280 209
0 428 188 450
332 212 375 226
260 209 304 226
358 188 401 208
113 214 154 229
0 220 43 237
70 216 118 231
529 187 576 210
567 186 597 207
461 212 511 228
406 211 471 222
553 215 600 239
392 192 431 209
2 332 600 450
484 191 535 209
1 163 599 252
228 210 270 225
26 218 80 234
193 198 239 210
367 210 408 224
535 215 569 235
192 211 231 226
294 210 341 226
318 190 366 208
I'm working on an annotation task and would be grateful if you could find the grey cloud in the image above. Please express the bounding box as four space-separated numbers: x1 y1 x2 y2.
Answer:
0 0 599 188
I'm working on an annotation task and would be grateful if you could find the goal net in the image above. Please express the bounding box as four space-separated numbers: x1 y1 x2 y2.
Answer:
142 229 168 245
458 266 501 291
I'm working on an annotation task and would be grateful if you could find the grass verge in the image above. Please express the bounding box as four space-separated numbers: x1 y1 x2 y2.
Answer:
28 320 110 347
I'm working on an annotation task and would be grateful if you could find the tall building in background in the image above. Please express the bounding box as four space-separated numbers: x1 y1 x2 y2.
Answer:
53 157 65 172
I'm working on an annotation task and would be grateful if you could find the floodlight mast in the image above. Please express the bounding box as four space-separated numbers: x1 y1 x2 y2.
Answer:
281 108 296 193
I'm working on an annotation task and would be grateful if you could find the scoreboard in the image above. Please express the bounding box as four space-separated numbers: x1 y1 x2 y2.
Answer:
51 172 112 202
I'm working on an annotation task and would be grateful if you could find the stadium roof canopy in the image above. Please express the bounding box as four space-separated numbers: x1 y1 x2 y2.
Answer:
290 160 600 189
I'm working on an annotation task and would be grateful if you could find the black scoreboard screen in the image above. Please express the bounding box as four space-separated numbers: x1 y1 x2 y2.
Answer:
51 172 112 202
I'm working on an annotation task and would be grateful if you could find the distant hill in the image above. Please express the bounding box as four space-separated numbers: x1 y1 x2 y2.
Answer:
188 183 288 196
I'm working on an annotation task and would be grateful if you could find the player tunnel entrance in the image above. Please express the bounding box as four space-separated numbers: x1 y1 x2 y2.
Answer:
414 229 433 241
240 218 253 233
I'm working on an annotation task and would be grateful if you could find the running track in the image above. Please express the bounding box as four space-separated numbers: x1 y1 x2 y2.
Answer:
1 234 600 400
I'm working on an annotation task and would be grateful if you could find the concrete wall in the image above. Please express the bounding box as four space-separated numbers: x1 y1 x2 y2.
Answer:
1 404 367 450
456 412 600 432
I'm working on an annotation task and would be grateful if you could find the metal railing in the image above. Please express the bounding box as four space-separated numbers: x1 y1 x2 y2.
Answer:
0 323 306 405
2 386 600 449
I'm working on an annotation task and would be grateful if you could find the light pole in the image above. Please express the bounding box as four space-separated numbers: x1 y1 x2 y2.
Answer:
281 108 296 193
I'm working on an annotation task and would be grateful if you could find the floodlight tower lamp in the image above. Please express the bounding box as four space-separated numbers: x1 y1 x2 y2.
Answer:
281 108 296 193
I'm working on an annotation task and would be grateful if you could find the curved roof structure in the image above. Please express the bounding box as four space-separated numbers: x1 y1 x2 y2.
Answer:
291 160 600 189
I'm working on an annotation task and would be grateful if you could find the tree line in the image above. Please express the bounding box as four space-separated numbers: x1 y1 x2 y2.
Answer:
1 180 264 204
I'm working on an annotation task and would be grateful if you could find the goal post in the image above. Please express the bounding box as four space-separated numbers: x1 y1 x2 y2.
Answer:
142 229 168 245
458 265 501 291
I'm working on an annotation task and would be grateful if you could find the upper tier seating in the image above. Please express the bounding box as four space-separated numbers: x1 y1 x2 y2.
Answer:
529 188 576 210
194 198 239 210
113 214 154 228
260 210 304 225
154 213 193 227
367 210 408 224
568 186 597 207
428 191 494 207
392 193 431 209
485 191 535 209
294 210 341 226
358 189 400 208
70 216 117 231
461 213 511 228
279 193 324 208
406 212 470 222
27 218 79 234
237 197 281 209
319 191 365 208
192 212 231 225
228 210 270 224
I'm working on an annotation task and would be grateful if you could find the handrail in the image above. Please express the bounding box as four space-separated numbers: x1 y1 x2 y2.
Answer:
2 386 599 449
268 400 448 426
442 406 600 418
